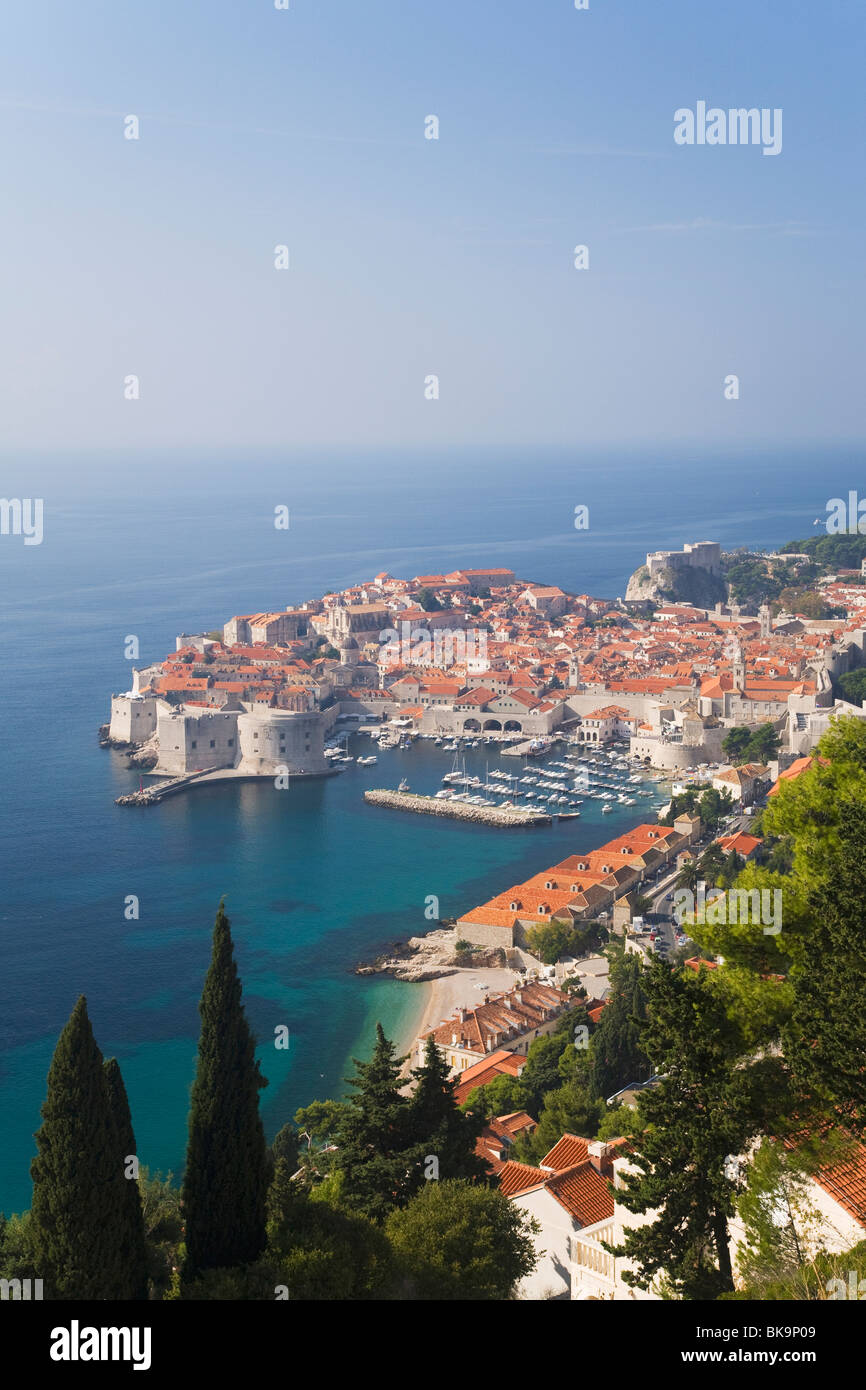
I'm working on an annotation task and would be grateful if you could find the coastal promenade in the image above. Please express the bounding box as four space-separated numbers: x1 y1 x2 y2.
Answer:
363 788 551 826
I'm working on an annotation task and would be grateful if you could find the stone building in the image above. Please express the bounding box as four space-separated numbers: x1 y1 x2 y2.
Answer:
155 707 240 775
108 693 162 744
150 703 329 777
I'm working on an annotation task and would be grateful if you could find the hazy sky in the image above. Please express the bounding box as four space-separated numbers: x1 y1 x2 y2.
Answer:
2 0 864 453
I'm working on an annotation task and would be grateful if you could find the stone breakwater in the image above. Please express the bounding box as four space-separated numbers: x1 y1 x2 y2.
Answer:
115 772 209 805
363 789 551 826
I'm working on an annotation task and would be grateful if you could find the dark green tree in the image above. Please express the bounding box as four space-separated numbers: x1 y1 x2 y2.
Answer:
333 1023 413 1221
784 801 866 1136
837 668 866 706
519 1080 602 1162
747 723 781 764
588 950 649 1100
385 1179 538 1300
265 1158 393 1299
103 1057 149 1299
460 1071 527 1121
722 726 752 763
697 787 734 831
271 1123 300 1173
182 902 269 1278
610 962 785 1299
31 996 137 1298
408 1036 487 1186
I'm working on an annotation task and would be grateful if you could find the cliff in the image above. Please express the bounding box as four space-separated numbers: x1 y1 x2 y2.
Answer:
625 561 727 609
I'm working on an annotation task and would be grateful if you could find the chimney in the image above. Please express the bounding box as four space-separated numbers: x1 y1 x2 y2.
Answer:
588 1140 613 1176
451 1032 457 1046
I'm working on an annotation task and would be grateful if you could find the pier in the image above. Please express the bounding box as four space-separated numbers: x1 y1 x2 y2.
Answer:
115 765 337 806
363 789 551 826
115 770 215 805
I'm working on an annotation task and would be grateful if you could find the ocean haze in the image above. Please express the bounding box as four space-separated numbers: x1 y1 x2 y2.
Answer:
1 1 864 449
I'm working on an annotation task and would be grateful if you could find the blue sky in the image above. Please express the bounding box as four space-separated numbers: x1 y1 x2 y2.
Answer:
1 0 864 453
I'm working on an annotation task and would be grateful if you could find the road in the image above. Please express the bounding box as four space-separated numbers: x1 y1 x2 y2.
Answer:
640 811 751 960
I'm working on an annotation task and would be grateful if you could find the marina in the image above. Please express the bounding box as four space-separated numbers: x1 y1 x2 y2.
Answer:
349 728 674 822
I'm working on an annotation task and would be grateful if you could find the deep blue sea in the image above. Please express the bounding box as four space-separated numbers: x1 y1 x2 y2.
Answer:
0 443 859 1214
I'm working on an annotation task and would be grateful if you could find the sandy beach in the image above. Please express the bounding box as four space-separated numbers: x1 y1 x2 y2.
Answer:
395 966 520 1071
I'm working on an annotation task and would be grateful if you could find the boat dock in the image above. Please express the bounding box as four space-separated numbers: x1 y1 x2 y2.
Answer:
363 789 551 826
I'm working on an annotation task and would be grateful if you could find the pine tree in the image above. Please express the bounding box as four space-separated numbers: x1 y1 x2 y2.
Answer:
408 1036 487 1187
334 1023 413 1221
31 996 132 1298
182 902 269 1278
610 962 786 1300
103 1058 149 1299
784 801 866 1136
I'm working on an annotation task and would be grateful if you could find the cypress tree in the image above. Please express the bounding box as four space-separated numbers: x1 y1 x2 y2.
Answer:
31 996 131 1298
103 1058 149 1299
588 950 649 1101
182 902 269 1278
334 1023 413 1221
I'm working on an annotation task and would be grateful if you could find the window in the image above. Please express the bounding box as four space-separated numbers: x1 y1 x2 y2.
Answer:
228 738 234 747
191 740 197 749
210 740 215 748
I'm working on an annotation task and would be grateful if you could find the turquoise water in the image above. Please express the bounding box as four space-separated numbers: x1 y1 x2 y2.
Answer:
0 445 855 1214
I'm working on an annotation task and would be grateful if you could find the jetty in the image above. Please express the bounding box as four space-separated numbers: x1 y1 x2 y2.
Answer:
363 789 551 826
115 771 215 805
115 765 337 806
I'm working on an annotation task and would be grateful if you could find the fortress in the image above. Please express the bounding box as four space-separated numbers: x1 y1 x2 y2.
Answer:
644 541 721 580
625 540 724 606
108 694 329 778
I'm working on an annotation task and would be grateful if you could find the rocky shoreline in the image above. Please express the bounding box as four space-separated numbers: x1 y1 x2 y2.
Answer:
355 927 506 983
98 725 159 766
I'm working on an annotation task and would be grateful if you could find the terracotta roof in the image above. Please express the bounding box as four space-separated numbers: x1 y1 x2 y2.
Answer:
452 1050 525 1105
498 1154 615 1226
497 1160 550 1197
813 1141 866 1228
546 1162 615 1225
768 755 829 795
717 832 763 856
541 1133 590 1171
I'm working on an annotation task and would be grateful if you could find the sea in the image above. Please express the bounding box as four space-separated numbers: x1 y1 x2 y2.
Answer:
0 442 858 1215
